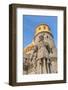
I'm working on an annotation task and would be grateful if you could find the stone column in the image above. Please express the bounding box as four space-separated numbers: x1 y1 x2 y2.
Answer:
47 59 49 73
47 59 51 73
51 58 57 73
36 59 42 74
43 58 47 74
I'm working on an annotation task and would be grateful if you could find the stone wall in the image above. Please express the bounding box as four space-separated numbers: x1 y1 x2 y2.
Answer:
23 31 57 75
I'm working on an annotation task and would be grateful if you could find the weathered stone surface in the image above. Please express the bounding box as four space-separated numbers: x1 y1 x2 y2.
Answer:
23 24 57 75
37 46 48 59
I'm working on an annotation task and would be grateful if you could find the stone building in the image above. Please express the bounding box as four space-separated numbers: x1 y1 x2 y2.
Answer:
23 24 57 75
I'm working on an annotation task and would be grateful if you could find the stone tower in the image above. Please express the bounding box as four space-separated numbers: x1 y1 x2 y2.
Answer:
23 24 57 74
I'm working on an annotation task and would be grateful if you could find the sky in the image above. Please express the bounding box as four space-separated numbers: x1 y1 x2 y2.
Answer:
23 15 57 48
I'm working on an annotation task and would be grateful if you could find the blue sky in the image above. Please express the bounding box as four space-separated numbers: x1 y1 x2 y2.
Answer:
23 15 57 48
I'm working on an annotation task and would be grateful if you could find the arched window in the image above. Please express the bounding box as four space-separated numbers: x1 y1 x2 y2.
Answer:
47 36 48 38
39 27 41 30
39 35 44 41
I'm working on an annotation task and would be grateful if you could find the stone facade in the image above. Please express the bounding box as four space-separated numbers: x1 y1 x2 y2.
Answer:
23 24 57 75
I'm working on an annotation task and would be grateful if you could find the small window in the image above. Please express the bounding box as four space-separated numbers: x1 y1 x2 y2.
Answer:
47 36 48 38
39 27 41 30
39 35 44 41
44 26 46 29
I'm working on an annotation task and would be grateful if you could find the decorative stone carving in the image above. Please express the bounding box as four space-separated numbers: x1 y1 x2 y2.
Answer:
23 24 57 74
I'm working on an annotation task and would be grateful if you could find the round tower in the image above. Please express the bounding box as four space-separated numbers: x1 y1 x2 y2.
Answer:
23 24 57 74
34 24 55 49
